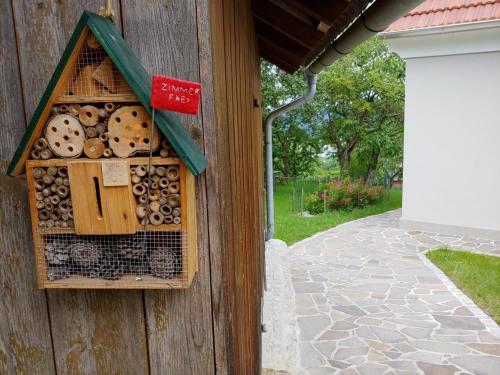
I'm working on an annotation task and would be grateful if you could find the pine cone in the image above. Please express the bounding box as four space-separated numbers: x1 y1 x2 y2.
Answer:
45 240 70 265
70 241 102 268
118 236 147 260
150 247 177 279
97 253 125 280
47 265 69 281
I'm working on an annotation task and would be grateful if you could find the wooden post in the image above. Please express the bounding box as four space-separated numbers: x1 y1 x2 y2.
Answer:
301 187 304 216
323 189 327 213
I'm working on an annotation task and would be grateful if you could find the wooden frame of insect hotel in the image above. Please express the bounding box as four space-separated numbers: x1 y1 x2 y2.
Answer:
7 12 208 289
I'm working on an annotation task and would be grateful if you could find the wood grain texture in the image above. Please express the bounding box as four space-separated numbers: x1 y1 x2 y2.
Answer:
0 1 26 166
11 2 149 373
68 161 136 235
0 2 55 374
202 0 264 373
121 1 215 374
0 170 56 374
47 290 149 374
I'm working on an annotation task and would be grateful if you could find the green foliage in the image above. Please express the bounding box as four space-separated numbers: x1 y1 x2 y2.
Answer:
273 183 402 244
427 249 500 323
261 62 321 179
305 178 385 214
316 37 405 178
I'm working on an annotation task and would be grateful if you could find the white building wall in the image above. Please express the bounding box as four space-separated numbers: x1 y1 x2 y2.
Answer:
383 22 500 239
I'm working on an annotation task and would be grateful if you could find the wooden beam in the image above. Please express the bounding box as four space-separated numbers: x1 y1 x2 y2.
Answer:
254 18 309 65
258 36 303 69
253 0 324 49
280 0 351 26
260 49 298 74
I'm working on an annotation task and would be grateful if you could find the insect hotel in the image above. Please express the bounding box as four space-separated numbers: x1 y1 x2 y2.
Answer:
7 11 207 289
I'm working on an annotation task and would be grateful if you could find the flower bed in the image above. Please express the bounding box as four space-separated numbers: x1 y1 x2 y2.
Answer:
305 178 385 214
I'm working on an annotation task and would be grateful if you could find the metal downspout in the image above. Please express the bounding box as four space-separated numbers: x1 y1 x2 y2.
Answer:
264 70 317 241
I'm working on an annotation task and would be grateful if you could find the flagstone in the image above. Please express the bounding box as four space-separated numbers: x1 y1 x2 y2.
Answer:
274 210 500 375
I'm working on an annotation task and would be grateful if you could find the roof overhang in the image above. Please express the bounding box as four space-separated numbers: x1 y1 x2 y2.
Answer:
253 0 371 73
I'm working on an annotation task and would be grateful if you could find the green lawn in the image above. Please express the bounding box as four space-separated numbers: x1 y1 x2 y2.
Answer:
427 249 500 323
273 181 402 244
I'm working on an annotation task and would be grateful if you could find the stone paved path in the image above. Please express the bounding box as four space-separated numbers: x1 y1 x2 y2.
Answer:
289 209 500 375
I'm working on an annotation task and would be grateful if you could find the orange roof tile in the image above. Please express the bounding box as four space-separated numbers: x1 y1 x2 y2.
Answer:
386 0 500 32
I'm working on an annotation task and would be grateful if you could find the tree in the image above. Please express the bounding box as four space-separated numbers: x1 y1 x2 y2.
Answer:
261 61 320 180
316 37 405 176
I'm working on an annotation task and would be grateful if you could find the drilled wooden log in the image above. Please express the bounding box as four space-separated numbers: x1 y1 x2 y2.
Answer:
45 114 85 158
83 138 105 159
79 105 99 126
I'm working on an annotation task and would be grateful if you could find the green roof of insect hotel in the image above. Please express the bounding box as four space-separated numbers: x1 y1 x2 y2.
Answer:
7 11 208 177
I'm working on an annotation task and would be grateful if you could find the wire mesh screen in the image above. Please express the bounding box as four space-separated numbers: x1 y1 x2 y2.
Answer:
36 230 187 286
58 32 136 101
32 165 74 229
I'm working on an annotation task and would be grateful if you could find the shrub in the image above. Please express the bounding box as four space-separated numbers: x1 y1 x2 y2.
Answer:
305 178 385 214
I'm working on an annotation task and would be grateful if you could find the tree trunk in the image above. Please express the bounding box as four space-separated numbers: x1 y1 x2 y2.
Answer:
365 148 381 185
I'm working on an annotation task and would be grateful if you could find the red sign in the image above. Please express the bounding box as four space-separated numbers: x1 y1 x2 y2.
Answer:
150 75 201 115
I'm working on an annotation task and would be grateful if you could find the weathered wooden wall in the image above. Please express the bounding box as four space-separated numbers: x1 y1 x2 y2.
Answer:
0 0 263 374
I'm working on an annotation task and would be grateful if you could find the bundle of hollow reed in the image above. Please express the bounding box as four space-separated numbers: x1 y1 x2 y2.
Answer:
131 164 182 225
33 166 74 228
